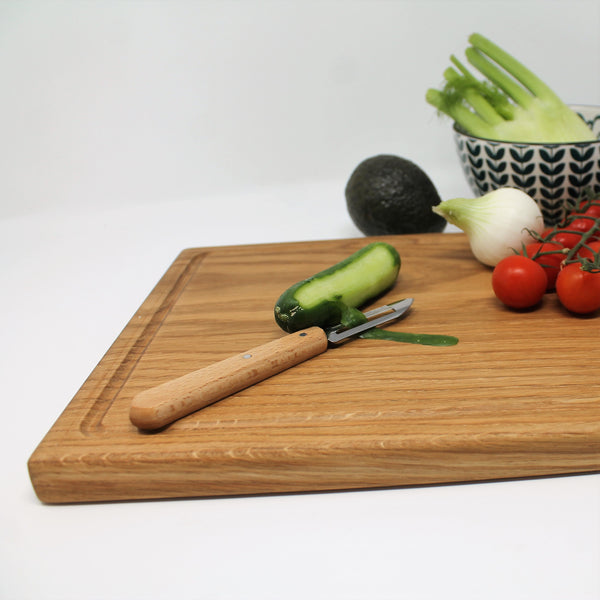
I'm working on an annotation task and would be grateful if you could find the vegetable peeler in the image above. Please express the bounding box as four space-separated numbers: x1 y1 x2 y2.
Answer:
129 297 413 430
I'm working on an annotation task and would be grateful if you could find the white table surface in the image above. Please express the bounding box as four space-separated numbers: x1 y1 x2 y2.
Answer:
2 172 600 600
2 1 600 598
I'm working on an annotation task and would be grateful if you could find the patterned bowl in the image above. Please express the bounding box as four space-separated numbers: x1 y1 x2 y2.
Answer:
453 105 600 226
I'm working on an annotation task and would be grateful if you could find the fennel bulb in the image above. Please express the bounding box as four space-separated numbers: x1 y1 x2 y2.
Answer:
432 188 545 266
426 33 596 143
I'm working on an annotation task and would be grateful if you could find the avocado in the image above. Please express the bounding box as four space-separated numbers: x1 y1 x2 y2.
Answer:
345 155 446 236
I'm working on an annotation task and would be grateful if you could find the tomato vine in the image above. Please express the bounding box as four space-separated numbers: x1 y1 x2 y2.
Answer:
495 190 600 314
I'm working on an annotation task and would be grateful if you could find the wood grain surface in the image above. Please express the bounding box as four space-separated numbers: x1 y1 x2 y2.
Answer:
28 234 600 503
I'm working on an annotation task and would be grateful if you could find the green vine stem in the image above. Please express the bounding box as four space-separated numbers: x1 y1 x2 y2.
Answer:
533 213 600 273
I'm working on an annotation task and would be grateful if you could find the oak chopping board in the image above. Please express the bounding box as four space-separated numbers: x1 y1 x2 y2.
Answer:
28 234 600 503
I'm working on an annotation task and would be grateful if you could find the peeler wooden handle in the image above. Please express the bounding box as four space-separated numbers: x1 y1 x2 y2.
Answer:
129 327 328 430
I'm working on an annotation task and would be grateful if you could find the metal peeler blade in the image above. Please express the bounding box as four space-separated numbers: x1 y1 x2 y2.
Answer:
326 298 414 344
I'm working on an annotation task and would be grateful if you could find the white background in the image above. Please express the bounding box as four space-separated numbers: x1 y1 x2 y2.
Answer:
2 1 600 599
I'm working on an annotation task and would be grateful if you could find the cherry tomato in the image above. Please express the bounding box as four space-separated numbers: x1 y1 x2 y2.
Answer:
577 240 600 261
581 204 600 220
542 227 581 249
492 255 547 309
567 215 600 240
521 241 565 291
556 263 600 314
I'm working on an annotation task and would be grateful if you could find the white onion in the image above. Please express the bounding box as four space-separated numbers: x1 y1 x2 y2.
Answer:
432 188 545 266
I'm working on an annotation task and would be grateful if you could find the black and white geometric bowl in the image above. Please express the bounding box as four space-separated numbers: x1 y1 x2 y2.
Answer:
453 104 600 226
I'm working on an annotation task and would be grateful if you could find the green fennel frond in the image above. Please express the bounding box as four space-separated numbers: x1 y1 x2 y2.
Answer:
426 33 596 143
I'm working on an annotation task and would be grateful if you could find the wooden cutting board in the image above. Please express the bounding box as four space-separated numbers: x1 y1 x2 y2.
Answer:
28 234 600 503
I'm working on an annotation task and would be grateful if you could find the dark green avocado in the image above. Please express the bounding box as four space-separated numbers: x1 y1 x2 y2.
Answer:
345 154 446 236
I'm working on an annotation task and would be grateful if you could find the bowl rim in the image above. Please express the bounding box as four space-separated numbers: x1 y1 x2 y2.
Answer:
452 103 600 146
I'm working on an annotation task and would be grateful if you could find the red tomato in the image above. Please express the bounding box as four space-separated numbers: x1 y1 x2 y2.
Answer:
492 255 547 309
556 263 600 314
522 241 565 291
542 227 581 249
567 215 600 240
582 204 600 220
577 240 600 261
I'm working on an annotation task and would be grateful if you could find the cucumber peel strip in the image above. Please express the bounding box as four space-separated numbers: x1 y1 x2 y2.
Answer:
360 328 459 347
342 305 458 347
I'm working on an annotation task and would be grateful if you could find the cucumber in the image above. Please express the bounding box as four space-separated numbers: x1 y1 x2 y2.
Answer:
274 242 401 333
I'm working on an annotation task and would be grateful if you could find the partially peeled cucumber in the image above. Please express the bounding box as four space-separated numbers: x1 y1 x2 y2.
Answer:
274 242 401 333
